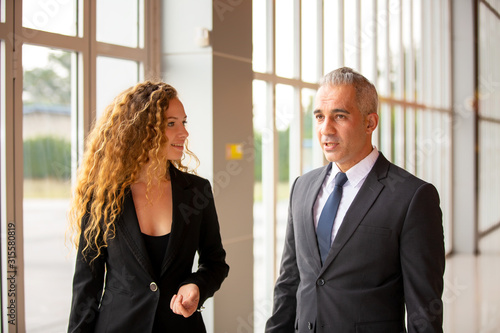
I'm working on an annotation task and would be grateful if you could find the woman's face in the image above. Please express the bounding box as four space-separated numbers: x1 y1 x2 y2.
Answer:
163 97 189 161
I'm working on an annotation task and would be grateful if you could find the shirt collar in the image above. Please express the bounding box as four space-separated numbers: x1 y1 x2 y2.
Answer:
326 147 379 188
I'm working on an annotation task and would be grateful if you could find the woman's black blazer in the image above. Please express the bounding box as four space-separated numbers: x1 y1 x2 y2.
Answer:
68 166 229 332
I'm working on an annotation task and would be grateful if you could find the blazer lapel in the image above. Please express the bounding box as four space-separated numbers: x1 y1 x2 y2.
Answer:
303 163 332 271
160 166 192 276
320 154 390 272
118 190 156 278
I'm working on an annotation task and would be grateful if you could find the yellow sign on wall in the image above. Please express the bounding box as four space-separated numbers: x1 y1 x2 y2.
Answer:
226 143 243 160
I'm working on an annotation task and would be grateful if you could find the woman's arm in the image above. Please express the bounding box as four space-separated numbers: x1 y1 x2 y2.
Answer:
179 179 229 308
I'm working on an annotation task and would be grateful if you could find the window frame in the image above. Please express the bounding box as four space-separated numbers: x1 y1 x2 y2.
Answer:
0 0 161 330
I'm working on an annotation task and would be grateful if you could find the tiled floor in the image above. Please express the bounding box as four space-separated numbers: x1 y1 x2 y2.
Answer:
443 254 500 333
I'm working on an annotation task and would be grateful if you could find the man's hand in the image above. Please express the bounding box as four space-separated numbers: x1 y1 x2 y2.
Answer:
170 283 200 318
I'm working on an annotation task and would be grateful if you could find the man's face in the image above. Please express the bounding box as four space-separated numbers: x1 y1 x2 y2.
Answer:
314 84 378 171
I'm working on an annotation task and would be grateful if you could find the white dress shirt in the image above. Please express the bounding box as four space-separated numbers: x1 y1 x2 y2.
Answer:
313 147 380 245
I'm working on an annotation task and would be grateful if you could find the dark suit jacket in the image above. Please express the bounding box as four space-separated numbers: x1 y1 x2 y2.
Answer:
266 153 445 333
68 166 229 332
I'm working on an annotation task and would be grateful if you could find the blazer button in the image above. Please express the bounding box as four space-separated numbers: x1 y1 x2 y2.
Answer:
308 322 313 330
150 282 158 292
317 278 325 286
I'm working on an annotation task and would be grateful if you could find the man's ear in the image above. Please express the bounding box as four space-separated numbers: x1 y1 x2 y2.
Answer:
365 113 379 134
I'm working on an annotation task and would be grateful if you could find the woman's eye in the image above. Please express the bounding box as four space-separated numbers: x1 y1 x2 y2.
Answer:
167 122 175 127
182 121 188 126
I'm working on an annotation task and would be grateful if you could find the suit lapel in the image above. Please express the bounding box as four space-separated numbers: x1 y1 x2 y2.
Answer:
160 166 192 276
320 154 390 273
303 163 332 271
117 166 194 279
119 190 156 278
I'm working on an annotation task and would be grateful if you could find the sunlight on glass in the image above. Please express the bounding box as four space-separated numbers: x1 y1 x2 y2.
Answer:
22 44 75 332
360 0 376 81
301 0 319 83
96 56 140 118
1 0 5 23
275 84 292 280
252 79 272 333
97 0 142 48
324 0 342 73
23 0 77 36
344 0 359 70
276 0 295 78
252 0 267 73
275 84 294 131
302 88 316 174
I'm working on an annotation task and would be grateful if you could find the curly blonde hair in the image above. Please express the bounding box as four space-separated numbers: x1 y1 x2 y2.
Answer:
67 81 199 262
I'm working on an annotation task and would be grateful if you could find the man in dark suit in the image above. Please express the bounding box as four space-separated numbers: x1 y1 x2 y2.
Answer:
265 67 445 333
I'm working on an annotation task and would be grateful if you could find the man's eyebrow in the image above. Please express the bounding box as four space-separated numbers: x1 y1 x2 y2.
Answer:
313 108 350 115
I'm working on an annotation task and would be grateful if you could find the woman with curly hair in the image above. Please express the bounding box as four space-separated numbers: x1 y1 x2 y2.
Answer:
67 81 229 332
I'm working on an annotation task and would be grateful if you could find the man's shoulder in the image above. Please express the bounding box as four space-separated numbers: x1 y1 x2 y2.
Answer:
297 164 329 182
381 159 434 193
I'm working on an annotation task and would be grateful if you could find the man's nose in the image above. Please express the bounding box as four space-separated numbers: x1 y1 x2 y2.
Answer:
320 117 336 135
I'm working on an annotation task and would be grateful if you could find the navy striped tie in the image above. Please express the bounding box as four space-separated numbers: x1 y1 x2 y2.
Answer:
317 172 348 264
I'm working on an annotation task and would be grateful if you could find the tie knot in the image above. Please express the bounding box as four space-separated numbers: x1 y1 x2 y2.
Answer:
334 172 348 187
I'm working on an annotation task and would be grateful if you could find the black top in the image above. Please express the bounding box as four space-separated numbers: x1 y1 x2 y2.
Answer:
142 232 170 332
142 232 170 279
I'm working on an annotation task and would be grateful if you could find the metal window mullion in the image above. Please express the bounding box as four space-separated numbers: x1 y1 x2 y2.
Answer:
5 0 27 331
265 0 277 285
317 0 324 79
289 0 302 182
18 28 86 52
338 0 345 66
267 0 275 74
295 0 301 80
394 0 405 168
95 42 147 62
371 0 379 148
355 0 361 70
381 0 392 160
405 0 416 174
313 0 324 168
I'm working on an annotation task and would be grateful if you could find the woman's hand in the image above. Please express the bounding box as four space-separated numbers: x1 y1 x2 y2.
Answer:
170 283 200 318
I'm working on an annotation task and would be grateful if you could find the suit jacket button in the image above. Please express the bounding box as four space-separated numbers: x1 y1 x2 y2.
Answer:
150 282 158 292
308 322 313 330
317 278 325 286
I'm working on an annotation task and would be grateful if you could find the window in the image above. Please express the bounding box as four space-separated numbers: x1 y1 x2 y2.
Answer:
252 0 452 331
0 1 160 330
477 1 500 252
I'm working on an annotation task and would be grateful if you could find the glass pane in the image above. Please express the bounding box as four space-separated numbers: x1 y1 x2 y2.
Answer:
97 0 142 48
1 0 5 23
96 56 140 118
23 0 77 36
344 0 359 70
324 0 342 73
301 0 319 83
377 0 389 96
275 84 292 275
360 0 377 81
22 44 76 332
252 79 272 333
252 0 267 73
276 0 296 78
302 88 316 174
